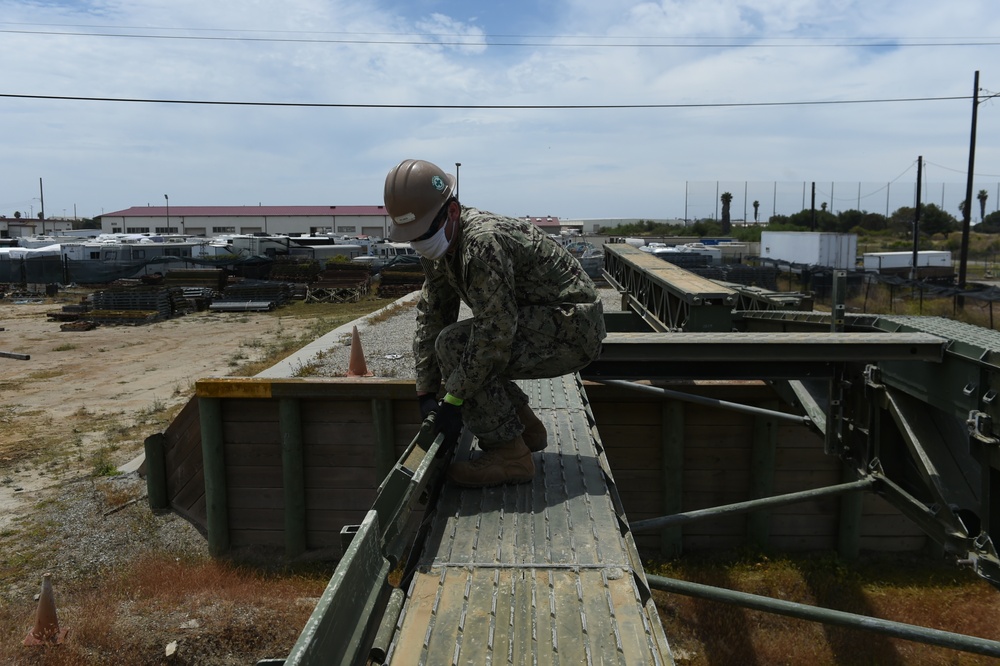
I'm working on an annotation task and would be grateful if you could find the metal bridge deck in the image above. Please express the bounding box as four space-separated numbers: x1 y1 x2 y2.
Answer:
385 374 673 665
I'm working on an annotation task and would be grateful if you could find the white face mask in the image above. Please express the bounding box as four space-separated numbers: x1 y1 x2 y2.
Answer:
410 224 451 260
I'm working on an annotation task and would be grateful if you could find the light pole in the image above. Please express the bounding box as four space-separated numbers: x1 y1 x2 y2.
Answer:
455 163 461 199
164 194 170 233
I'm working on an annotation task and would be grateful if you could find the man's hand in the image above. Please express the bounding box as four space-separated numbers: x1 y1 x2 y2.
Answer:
418 394 439 420
436 401 463 442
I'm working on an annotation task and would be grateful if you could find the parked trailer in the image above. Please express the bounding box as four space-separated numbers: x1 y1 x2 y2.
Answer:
288 243 365 261
760 231 857 269
863 251 952 273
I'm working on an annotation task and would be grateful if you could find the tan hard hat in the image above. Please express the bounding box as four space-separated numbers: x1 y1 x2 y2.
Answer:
384 159 456 241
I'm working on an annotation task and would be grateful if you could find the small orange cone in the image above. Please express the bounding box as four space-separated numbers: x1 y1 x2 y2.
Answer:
346 326 373 377
24 573 67 646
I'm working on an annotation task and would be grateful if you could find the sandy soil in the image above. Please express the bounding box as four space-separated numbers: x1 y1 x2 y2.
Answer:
0 296 319 531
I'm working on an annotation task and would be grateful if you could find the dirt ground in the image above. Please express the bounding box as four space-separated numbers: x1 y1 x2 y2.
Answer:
0 292 394 664
0 296 320 532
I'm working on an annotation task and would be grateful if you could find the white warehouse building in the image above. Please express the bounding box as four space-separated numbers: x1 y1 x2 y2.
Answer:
99 204 646 238
100 205 394 239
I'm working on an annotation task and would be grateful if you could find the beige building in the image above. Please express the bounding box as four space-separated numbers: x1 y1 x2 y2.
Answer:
0 217 74 239
100 205 394 238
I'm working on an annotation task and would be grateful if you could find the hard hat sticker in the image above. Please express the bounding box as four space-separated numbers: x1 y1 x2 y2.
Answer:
431 176 445 191
394 213 416 224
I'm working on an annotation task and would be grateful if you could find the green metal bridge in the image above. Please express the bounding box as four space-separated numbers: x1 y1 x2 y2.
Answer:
174 242 1000 664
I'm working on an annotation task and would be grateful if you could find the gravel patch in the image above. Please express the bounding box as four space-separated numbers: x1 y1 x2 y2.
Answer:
295 286 623 379
4 471 206 600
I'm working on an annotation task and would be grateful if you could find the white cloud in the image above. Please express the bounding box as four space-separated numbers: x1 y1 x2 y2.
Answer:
1 0 999 220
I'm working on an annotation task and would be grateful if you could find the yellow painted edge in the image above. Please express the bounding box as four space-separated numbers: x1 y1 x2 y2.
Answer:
195 378 273 399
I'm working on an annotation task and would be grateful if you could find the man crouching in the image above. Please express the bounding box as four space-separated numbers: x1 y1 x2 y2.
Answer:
383 159 606 487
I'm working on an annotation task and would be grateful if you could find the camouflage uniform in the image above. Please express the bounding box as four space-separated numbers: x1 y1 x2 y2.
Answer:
414 207 606 445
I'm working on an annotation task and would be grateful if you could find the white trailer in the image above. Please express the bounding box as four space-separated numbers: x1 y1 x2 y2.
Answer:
760 231 857 270
862 250 954 280
862 251 951 272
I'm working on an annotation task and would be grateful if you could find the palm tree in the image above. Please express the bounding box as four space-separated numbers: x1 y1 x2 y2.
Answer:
720 192 733 234
752 200 760 224
978 189 989 222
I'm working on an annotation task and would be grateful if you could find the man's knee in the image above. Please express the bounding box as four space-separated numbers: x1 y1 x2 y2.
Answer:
434 320 471 372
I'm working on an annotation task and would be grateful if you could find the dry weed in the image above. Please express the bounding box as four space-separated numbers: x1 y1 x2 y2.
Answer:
650 552 1000 666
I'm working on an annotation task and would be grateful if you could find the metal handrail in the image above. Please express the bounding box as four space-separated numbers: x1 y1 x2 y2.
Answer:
260 415 452 666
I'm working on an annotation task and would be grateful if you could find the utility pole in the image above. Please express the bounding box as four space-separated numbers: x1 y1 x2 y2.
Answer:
810 182 816 230
39 177 45 233
684 181 689 222
959 71 980 289
911 156 922 281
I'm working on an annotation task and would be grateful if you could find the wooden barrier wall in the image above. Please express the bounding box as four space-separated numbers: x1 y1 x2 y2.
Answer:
586 381 926 556
147 378 925 560
148 379 420 559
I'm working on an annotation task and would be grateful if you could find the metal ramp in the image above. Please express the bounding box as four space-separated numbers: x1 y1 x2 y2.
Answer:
266 373 673 665
385 374 672 664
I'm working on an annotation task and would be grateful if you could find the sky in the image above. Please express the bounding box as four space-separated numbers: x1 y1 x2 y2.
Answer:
2 0 1000 223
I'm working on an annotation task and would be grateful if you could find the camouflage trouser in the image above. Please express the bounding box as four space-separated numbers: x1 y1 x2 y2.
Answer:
434 302 604 446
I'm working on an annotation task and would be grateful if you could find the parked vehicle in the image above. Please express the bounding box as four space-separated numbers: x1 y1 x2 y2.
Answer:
352 242 417 272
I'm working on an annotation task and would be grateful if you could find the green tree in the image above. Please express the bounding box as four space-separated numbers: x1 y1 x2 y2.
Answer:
766 214 809 231
919 203 957 236
978 189 989 222
837 209 888 233
782 208 838 231
732 225 762 242
752 200 760 223
691 219 724 237
720 192 733 235
891 203 957 237
977 209 1000 233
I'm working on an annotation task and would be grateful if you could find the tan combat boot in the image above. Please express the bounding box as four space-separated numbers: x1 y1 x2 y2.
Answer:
517 403 548 452
448 436 536 488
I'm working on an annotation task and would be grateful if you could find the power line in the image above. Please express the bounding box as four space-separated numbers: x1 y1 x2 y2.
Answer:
2 27 999 48
925 160 1000 179
4 21 999 41
815 161 919 201
0 92 970 109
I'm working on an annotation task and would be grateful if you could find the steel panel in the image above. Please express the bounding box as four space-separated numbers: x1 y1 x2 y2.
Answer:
387 375 672 665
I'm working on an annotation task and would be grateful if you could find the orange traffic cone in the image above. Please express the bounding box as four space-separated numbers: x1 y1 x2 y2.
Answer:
346 326 373 377
24 573 67 645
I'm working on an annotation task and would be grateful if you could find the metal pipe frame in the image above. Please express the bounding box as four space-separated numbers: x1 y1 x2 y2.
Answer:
597 378 810 425
631 479 875 533
646 574 1000 658
869 468 974 555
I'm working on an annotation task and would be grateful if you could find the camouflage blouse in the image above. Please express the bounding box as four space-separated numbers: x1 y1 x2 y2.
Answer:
413 207 603 397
